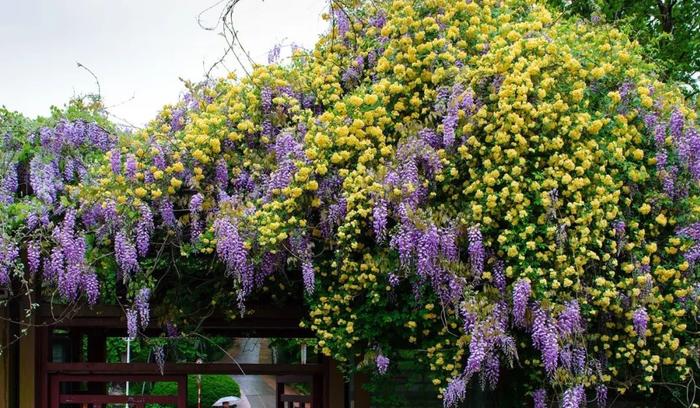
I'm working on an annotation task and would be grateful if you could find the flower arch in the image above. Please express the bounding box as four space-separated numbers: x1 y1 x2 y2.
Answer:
1 0 699 406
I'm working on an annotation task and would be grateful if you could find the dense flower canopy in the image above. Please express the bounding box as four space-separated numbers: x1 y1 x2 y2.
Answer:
2 0 700 405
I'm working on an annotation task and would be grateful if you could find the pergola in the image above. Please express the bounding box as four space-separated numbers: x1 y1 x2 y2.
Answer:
1 301 366 408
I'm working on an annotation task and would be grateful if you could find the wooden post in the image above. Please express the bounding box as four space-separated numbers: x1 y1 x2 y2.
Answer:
19 314 36 408
325 358 345 408
36 326 50 408
351 372 371 408
177 375 188 408
87 331 107 394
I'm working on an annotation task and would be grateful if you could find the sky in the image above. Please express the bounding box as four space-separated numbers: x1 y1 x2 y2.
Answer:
0 0 328 127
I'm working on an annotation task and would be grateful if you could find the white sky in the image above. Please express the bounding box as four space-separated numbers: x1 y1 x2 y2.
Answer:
0 0 328 127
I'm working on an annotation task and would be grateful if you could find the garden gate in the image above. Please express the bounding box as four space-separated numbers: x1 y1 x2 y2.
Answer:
34 303 342 408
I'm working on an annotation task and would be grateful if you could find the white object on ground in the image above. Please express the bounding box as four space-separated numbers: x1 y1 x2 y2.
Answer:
212 396 241 407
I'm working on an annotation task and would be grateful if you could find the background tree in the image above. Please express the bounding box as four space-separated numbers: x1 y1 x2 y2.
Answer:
548 0 700 96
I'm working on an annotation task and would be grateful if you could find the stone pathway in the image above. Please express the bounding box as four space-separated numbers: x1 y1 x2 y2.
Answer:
228 338 276 408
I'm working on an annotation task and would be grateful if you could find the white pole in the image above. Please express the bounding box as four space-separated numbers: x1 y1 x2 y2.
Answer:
125 337 131 408
197 358 203 408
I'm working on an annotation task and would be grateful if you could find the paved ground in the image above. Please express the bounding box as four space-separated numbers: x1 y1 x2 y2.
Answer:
228 338 276 408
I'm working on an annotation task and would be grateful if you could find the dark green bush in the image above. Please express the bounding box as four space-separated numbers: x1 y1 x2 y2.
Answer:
150 375 240 408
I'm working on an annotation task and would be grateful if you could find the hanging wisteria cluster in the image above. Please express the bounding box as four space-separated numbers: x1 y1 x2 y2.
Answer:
0 106 114 305
1 0 700 405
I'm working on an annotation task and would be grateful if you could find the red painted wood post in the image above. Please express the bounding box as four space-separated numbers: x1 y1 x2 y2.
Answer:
313 373 324 408
49 375 60 408
177 375 188 408
36 326 49 408
87 331 107 394
277 378 285 408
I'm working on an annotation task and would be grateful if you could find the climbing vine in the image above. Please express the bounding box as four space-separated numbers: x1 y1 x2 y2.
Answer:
1 0 700 406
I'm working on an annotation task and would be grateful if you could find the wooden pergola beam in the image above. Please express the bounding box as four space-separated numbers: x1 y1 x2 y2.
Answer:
46 362 325 375
37 302 313 337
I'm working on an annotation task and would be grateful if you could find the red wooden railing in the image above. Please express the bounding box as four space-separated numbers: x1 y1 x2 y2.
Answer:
49 374 187 408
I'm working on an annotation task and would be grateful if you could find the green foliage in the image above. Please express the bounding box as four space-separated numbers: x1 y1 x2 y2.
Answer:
547 0 700 96
106 336 235 363
150 375 240 408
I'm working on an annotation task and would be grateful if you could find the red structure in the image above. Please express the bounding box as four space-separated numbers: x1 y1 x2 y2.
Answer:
23 303 359 408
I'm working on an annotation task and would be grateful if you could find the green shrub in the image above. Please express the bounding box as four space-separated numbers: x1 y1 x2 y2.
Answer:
150 375 240 408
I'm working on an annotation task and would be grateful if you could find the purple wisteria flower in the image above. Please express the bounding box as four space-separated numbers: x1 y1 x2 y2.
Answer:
390 222 419 268
342 56 364 85
417 224 439 278
683 244 700 264
268 44 281 64
442 84 473 147
323 197 347 237
594 384 607 408
440 226 459 262
419 128 440 149
154 345 165 375
661 166 678 198
44 247 63 281
114 230 139 276
465 323 493 377
482 354 500 390
562 385 585 408
644 112 658 130
214 217 254 306
30 156 63 205
388 273 400 287
135 205 154 257
0 162 18 204
443 377 467 407
512 278 531 327
572 347 586 373
375 354 390 375
532 306 559 375
302 260 315 294
654 123 667 146
159 199 177 227
669 109 684 141
189 193 204 214
467 226 485 276
215 159 229 189
372 198 388 242
126 308 138 339
27 240 41 275
125 154 137 180
557 300 583 337
153 147 167 170
612 220 626 237
493 260 506 293
0 235 19 286
261 87 273 114
677 126 700 180
134 287 151 329
334 7 350 37
533 388 547 408
165 322 179 338
81 272 99 305
171 107 185 131
677 223 700 241
632 307 648 339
